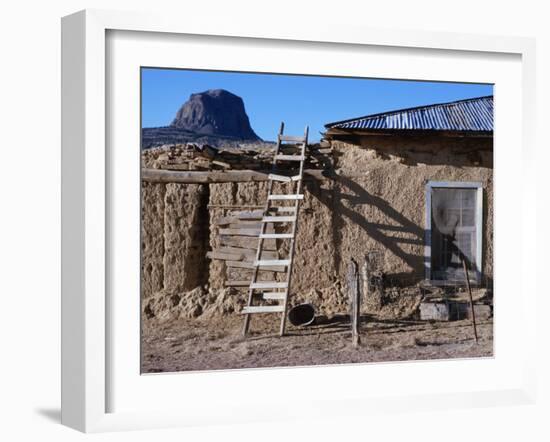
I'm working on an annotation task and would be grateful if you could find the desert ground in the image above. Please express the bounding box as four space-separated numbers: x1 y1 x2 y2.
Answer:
141 314 493 373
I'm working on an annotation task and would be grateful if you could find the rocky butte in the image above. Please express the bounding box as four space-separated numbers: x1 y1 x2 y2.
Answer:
142 89 262 148
171 89 260 140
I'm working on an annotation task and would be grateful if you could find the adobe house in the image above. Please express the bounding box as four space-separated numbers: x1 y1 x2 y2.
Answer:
140 95 493 320
323 95 493 288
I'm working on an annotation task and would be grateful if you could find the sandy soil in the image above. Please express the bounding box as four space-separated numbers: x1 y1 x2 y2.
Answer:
141 315 493 373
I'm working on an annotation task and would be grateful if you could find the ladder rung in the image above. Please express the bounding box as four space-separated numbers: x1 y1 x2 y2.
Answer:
250 282 288 289
279 135 306 143
259 233 293 239
268 173 291 182
255 259 291 266
262 216 296 223
268 194 304 201
242 305 285 314
275 154 305 161
268 174 301 182
262 292 287 300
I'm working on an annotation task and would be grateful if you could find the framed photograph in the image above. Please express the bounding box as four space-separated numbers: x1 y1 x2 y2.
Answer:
61 9 537 432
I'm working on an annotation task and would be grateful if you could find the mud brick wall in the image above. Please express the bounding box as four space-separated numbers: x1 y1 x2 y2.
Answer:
141 182 165 298
141 182 209 298
163 183 209 291
141 135 493 304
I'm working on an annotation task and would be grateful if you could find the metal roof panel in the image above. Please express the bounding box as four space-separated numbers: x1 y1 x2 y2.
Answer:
325 96 493 132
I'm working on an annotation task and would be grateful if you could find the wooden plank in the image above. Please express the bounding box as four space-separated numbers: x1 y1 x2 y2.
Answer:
226 260 285 272
268 173 292 182
219 228 261 237
260 233 293 239
219 222 272 234
220 235 276 250
227 221 262 231
206 251 244 261
216 247 278 260
214 215 238 226
212 160 230 169
242 305 285 314
235 210 264 220
224 280 250 287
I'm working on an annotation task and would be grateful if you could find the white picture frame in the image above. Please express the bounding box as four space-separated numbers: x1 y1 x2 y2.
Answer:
61 9 537 433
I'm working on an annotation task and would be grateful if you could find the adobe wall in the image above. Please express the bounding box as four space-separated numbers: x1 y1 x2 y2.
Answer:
331 137 493 287
141 135 493 319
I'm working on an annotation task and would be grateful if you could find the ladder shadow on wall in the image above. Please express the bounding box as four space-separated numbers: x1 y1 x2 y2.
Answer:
304 176 425 282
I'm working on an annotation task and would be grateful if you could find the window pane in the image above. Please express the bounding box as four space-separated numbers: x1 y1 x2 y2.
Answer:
431 187 477 281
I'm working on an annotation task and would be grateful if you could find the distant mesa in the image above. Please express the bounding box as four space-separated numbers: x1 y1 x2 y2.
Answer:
142 89 262 148
170 89 261 140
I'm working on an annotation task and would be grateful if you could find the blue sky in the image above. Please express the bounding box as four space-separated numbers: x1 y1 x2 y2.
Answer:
141 68 493 142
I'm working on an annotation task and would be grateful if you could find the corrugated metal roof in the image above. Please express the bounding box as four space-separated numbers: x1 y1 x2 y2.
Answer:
325 95 493 132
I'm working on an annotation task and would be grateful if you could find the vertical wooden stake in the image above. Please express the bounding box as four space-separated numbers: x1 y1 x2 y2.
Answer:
348 259 361 347
462 258 479 343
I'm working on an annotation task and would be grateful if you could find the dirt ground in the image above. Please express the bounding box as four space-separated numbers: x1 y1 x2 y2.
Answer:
141 314 493 373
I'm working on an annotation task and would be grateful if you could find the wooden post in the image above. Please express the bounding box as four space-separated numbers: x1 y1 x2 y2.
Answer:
462 257 479 343
347 259 361 347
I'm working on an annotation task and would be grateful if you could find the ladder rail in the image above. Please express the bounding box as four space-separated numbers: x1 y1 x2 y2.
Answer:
242 122 309 337
242 122 284 336
279 126 308 336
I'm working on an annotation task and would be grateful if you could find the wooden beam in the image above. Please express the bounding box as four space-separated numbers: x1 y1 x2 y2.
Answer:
141 168 328 183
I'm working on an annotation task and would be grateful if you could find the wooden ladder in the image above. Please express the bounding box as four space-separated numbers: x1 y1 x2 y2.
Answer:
242 122 309 337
